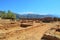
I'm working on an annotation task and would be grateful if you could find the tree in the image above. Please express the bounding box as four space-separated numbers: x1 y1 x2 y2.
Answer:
54 17 58 21
0 10 16 20
7 10 12 19
1 11 7 19
0 11 5 17
11 13 16 20
7 10 16 20
57 18 60 21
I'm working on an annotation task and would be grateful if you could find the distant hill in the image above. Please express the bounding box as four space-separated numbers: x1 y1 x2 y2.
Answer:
0 11 58 19
0 11 59 19
15 14 56 19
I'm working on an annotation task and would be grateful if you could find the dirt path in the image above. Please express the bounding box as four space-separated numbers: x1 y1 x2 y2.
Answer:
0 23 56 40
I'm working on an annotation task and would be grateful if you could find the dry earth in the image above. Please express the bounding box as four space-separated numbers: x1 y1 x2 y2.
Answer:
0 20 60 40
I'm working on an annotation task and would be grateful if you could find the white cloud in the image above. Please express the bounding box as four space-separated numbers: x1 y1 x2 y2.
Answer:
38 13 49 15
18 12 35 14
23 12 34 14
18 12 52 15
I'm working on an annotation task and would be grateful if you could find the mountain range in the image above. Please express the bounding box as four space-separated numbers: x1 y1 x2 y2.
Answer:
0 11 59 19
16 14 57 19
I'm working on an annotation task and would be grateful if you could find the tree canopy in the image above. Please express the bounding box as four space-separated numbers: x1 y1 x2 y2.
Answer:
0 10 16 20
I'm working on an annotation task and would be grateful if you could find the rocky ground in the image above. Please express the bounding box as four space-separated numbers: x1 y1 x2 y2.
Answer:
0 20 60 40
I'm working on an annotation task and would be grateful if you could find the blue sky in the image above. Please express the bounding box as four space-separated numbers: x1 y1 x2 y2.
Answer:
0 0 60 16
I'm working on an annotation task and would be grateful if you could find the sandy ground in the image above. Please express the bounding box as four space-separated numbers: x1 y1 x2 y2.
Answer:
0 20 60 40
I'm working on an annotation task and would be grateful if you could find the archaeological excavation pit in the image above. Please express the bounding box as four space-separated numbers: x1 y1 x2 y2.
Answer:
20 23 32 28
41 34 60 40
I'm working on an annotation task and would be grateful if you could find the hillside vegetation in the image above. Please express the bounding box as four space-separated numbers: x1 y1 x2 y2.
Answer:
0 10 16 20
